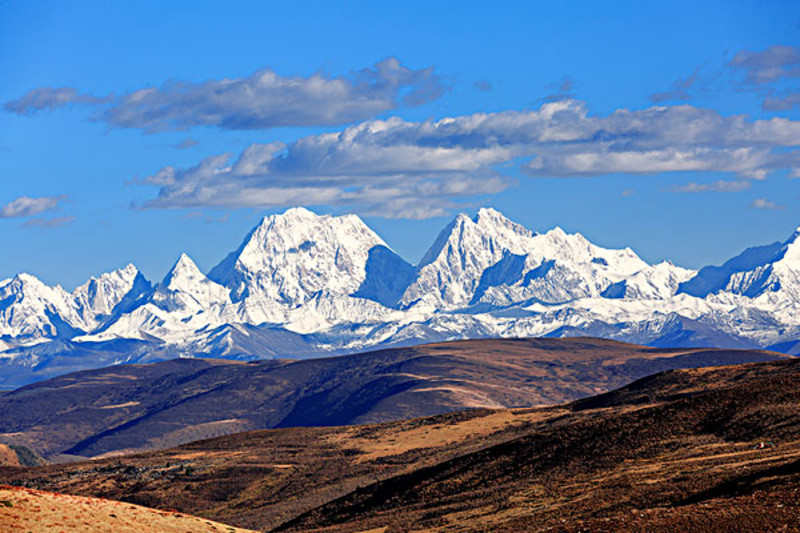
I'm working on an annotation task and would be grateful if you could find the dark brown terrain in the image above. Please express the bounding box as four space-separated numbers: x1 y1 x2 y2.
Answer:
0 337 786 461
3 354 800 532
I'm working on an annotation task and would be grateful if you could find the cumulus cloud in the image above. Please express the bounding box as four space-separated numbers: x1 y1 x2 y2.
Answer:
729 45 800 84
750 197 785 211
670 179 752 193
4 88 105 115
0 195 66 218
136 99 800 218
649 67 700 103
5 58 445 132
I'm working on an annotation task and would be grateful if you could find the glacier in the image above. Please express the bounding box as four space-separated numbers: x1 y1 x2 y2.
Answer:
1 206 799 388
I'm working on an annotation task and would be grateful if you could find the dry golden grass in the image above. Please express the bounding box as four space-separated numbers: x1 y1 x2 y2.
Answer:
0 486 256 533
329 408 568 463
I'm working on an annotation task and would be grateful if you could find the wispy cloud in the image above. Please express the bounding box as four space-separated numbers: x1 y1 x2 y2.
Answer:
22 215 76 229
473 79 493 92
540 76 575 102
727 45 800 112
3 88 105 115
5 58 446 132
137 99 800 219
0 195 66 218
670 180 752 193
649 67 700 103
762 89 800 111
729 45 800 84
172 138 199 150
750 197 785 211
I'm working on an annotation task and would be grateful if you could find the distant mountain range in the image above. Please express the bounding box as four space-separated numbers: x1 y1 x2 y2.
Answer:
1 206 799 387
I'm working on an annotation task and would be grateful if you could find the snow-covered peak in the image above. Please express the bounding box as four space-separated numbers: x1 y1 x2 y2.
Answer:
153 253 230 314
679 224 800 300
529 227 648 279
402 209 537 308
474 207 535 234
163 254 205 287
71 264 151 330
781 226 800 264
209 207 390 306
602 261 697 300
0 273 79 340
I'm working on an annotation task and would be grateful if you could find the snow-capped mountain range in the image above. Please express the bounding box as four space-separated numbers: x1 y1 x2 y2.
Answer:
1 207 799 387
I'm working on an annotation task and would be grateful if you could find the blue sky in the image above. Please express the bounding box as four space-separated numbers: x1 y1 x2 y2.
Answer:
1 0 799 287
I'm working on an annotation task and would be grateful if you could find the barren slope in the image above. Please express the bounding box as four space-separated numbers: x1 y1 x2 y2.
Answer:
3 356 800 532
0 485 256 533
0 337 785 459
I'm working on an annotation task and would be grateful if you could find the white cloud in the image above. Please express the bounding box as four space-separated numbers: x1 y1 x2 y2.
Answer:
0 195 66 218
6 58 445 132
670 180 752 193
138 99 800 219
750 197 785 211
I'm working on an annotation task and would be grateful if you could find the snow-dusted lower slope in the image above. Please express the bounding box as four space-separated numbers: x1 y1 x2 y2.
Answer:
1 206 799 388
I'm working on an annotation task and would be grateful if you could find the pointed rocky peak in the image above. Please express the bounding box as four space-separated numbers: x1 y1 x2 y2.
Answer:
163 253 205 286
152 253 230 313
678 226 800 298
71 264 152 328
780 225 800 264
76 263 141 295
403 209 540 308
418 209 535 269
161 253 228 296
416 214 468 268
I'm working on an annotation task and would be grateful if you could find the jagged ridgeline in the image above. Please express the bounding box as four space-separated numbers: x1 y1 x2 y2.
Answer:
1 207 799 387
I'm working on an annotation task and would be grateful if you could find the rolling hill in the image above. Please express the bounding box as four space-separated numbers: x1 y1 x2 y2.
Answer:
0 338 787 460
3 353 800 531
0 485 256 533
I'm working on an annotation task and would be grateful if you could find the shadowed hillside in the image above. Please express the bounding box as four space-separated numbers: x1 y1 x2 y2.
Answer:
0 337 786 459
3 356 800 532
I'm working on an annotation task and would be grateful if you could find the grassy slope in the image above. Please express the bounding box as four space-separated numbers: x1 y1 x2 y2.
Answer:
3 357 800 532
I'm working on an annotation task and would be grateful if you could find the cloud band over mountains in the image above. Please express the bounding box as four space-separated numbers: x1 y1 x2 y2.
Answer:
140 99 800 218
7 47 800 220
4 58 445 132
